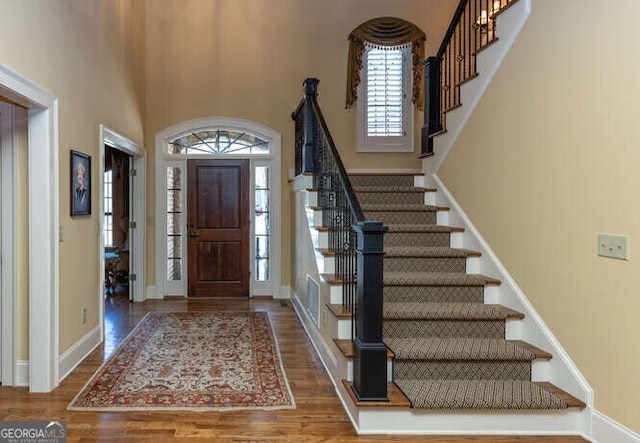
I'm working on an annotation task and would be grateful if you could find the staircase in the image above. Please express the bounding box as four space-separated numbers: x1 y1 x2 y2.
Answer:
291 0 590 433
350 173 583 410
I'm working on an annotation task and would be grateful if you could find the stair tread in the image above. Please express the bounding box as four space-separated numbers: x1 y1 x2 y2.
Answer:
385 246 480 258
320 273 341 284
385 224 464 233
395 379 574 410
353 186 433 193
349 172 423 176
383 302 522 320
384 272 501 287
326 303 351 318
384 338 537 361
362 203 442 212
334 339 395 359
342 380 411 407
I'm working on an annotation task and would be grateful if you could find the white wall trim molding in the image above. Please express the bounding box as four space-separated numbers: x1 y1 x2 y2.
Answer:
58 325 102 383
14 360 29 387
0 63 59 393
592 410 640 443
425 0 531 174
154 117 282 299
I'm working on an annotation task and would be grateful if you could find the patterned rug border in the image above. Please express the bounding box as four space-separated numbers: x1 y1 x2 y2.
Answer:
68 311 296 412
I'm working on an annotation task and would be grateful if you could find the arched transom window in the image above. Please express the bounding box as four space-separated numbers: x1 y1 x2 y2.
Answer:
168 129 269 155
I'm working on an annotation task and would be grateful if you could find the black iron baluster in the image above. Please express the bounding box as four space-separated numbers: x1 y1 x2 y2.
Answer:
292 78 387 402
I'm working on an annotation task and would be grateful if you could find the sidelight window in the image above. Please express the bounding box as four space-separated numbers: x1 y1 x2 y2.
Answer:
166 166 183 282
104 170 113 247
254 165 270 282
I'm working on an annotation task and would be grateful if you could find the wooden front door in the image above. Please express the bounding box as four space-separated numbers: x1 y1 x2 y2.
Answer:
187 159 249 297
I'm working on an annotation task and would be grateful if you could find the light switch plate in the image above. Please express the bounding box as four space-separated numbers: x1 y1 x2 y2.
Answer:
598 233 629 260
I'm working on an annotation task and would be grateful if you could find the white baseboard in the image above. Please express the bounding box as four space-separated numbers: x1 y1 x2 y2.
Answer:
592 410 640 443
58 325 102 382
14 360 29 387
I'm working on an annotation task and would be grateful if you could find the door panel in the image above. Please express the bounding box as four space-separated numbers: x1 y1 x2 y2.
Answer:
187 159 249 297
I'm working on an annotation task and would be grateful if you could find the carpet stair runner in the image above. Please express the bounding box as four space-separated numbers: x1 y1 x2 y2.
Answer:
345 173 581 410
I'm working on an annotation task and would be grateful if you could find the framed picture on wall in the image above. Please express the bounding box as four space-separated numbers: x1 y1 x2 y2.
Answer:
70 150 91 216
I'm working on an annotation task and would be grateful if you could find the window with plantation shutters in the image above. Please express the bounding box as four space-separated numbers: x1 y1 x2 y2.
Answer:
366 49 404 137
357 45 413 152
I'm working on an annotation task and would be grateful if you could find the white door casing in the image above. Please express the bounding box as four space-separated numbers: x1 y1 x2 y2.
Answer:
0 64 59 392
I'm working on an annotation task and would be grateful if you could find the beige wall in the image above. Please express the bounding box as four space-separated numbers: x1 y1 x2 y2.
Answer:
145 0 457 288
0 0 145 355
438 0 640 433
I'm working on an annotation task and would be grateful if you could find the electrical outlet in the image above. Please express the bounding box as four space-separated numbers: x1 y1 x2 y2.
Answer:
81 307 87 324
598 233 629 260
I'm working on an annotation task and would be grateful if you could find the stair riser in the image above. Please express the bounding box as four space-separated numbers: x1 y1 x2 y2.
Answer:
345 359 394 382
383 285 485 303
349 175 414 187
365 211 437 225
328 315 352 340
393 361 532 381
385 232 451 248
384 257 467 273
357 192 425 205
383 320 505 339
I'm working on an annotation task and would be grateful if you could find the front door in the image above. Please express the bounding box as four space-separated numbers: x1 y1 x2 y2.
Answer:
187 159 249 297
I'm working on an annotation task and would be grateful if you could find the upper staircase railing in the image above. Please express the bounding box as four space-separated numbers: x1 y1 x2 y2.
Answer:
422 0 517 155
293 78 388 402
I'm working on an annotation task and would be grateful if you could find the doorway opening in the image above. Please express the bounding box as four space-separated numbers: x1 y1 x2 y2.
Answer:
104 146 132 302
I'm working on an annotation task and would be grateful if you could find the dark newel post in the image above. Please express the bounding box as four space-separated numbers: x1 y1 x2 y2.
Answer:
351 221 388 401
302 78 319 174
421 56 441 156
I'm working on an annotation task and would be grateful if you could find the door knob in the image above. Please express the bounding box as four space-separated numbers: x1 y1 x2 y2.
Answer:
189 231 199 238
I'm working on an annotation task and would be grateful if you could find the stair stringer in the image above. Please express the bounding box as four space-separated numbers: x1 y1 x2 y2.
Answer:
402 171 594 435
425 0 532 174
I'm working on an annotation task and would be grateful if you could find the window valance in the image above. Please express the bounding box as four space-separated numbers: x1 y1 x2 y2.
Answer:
346 17 426 110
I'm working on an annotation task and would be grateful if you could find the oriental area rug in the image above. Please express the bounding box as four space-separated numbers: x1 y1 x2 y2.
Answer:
68 311 295 411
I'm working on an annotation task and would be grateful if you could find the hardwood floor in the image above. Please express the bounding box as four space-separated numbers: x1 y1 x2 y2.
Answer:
0 296 589 442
